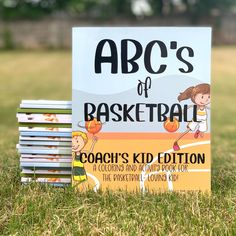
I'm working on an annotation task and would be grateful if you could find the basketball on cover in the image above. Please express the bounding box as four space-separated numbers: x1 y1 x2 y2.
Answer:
85 118 102 135
164 117 179 132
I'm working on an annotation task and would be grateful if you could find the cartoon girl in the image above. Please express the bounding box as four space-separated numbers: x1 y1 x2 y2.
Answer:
173 83 210 151
72 131 97 185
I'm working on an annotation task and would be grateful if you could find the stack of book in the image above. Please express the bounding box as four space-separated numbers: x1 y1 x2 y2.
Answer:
16 100 72 187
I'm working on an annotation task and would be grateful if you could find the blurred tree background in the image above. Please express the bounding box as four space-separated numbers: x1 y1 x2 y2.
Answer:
0 0 235 21
0 0 67 20
0 0 235 48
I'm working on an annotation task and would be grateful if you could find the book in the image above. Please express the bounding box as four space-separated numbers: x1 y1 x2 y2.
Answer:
19 140 71 147
21 177 71 184
19 131 71 137
21 169 71 175
17 144 71 155
21 100 72 105
17 108 72 114
19 123 71 128
17 114 71 123
19 136 71 142
21 173 71 178
19 127 72 132
20 104 71 109
20 162 71 168
21 154 71 159
20 158 72 162
21 182 70 187
72 27 211 192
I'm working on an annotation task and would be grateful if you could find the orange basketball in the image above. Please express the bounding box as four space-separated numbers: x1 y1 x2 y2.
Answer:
163 117 179 132
85 118 102 135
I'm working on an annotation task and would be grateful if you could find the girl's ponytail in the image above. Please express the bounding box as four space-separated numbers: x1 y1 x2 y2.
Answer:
178 86 194 102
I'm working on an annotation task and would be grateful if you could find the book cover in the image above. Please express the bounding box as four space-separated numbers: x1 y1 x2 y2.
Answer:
72 27 211 192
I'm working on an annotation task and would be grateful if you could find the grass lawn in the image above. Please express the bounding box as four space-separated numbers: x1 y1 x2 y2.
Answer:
0 47 235 235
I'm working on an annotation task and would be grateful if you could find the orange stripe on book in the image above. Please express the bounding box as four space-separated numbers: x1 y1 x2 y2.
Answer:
94 132 210 140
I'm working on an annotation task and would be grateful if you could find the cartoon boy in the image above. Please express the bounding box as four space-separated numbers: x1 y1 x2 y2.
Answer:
72 131 97 185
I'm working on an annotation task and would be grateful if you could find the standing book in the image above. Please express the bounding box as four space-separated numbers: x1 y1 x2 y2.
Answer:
72 27 211 192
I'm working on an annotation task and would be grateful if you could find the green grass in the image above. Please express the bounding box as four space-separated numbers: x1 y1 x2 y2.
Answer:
0 48 236 235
